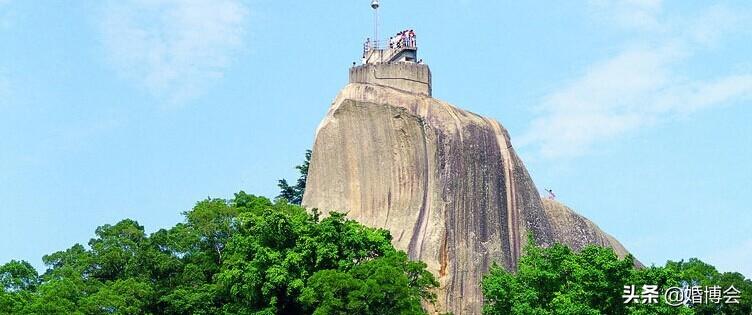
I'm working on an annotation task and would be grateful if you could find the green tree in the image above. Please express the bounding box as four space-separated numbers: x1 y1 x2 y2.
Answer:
482 238 752 315
78 278 154 315
183 198 238 265
482 236 698 315
626 265 693 315
1 191 438 315
0 260 39 292
0 260 39 314
666 258 752 315
88 219 149 281
216 196 437 314
300 252 436 315
277 149 312 205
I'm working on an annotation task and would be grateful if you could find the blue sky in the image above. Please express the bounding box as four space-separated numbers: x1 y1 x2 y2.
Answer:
1 0 750 278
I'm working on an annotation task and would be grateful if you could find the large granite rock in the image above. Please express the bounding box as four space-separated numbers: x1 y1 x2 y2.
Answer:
302 71 633 314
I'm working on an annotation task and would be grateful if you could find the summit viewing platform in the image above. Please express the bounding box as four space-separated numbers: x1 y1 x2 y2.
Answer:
362 29 419 64
350 28 431 96
349 1 431 96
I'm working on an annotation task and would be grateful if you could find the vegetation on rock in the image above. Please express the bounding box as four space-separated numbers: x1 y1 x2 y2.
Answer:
277 150 311 205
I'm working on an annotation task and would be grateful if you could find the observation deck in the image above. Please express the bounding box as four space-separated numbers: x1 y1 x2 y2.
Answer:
362 30 419 65
349 30 431 96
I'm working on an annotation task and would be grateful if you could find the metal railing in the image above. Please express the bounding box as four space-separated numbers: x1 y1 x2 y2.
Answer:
363 36 417 53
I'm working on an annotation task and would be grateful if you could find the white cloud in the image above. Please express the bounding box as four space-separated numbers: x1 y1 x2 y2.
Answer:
99 0 249 106
520 2 752 158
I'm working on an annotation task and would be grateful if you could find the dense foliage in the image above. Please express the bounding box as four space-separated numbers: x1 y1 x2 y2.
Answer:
0 192 438 314
3 184 750 315
667 259 752 315
482 237 752 315
277 150 311 205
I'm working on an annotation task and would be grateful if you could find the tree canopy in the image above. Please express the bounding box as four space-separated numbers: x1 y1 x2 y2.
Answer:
3 188 750 314
482 236 752 315
0 192 437 314
277 150 311 205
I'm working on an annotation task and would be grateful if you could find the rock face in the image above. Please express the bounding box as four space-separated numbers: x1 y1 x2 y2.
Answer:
302 64 632 315
540 199 630 258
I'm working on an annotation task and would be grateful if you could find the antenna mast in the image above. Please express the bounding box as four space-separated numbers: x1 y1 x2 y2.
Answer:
371 0 380 48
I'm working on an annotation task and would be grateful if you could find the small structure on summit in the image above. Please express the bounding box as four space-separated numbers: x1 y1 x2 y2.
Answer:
362 0 420 64
362 29 419 64
349 0 431 96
